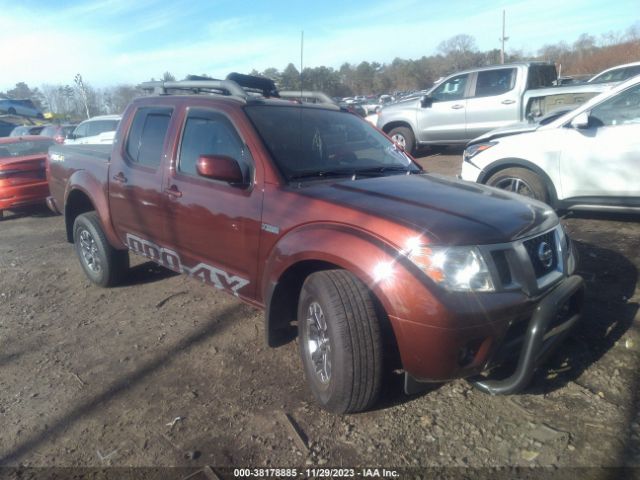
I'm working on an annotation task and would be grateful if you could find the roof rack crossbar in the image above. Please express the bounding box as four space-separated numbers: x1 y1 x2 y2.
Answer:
139 80 248 98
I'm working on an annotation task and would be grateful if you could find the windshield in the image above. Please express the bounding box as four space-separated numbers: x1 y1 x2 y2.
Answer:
245 105 421 181
0 139 54 159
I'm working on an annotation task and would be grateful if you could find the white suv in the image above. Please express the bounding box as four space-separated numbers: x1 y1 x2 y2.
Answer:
461 75 640 213
65 115 121 145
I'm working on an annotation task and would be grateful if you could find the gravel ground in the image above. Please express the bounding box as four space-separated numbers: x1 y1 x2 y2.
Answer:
0 151 639 478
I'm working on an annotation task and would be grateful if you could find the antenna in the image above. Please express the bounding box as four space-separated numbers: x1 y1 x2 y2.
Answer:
499 10 509 64
300 30 304 97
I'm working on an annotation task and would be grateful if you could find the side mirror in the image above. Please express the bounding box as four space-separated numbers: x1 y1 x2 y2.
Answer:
67 133 76 140
570 112 590 129
420 94 433 108
197 154 244 184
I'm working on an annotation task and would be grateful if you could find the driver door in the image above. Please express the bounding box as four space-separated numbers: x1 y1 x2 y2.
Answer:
417 73 469 143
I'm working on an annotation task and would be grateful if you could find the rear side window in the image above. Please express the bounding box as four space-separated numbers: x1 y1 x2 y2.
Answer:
527 65 557 89
474 68 516 97
178 110 251 180
126 107 172 168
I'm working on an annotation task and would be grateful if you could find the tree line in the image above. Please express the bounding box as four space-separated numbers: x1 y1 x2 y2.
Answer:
2 23 638 121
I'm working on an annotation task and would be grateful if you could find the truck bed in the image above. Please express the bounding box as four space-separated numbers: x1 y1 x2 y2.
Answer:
47 143 112 214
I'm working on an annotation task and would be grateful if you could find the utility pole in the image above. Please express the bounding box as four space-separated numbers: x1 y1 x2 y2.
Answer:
499 10 509 64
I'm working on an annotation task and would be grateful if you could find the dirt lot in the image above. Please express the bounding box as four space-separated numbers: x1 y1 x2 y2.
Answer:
0 151 639 477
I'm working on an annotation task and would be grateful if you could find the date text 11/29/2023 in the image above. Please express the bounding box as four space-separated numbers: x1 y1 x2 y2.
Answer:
233 468 400 478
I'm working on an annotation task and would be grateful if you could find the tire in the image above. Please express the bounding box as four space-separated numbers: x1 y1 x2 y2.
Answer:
73 212 129 287
298 270 383 413
8 107 16 115
388 126 416 155
486 167 550 204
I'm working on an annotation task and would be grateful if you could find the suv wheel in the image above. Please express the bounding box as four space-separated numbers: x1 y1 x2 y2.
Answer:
8 107 16 115
298 270 383 413
388 126 416 155
486 167 550 204
73 212 129 287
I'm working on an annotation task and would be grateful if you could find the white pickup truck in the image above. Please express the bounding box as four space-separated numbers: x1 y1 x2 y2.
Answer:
376 62 611 153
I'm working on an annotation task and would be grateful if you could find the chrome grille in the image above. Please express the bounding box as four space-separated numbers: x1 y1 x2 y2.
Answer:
523 231 558 278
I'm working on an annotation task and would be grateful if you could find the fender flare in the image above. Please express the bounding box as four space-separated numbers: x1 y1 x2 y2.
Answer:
64 170 123 248
261 223 437 350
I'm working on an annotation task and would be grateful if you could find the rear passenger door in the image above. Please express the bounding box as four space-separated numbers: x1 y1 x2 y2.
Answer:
465 67 520 139
109 106 173 247
162 107 262 299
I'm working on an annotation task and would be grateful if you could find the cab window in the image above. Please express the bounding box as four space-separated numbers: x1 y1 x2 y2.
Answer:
474 68 516 97
178 109 252 182
431 74 468 102
125 107 172 168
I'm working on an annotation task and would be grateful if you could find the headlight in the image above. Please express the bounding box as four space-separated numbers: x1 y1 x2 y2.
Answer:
407 245 495 292
463 141 497 162
559 224 577 275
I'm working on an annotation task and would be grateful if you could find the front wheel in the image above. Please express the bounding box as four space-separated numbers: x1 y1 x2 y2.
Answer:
298 270 383 413
486 167 550 204
388 126 416 155
73 212 129 287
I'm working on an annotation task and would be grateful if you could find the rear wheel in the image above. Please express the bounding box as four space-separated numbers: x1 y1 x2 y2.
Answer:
73 212 129 287
486 167 550 204
7 107 16 115
298 270 383 413
388 126 416 155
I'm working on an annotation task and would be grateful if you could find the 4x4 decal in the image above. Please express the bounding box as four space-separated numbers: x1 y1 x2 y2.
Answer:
126 233 249 295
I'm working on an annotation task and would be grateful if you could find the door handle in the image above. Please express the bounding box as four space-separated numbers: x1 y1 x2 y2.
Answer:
112 172 127 184
501 99 516 105
451 104 464 110
165 185 183 198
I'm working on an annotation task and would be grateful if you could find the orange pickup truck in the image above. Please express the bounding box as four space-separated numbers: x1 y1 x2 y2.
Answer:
46 74 583 413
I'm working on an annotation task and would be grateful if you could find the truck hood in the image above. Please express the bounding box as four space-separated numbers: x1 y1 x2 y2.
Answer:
299 173 557 245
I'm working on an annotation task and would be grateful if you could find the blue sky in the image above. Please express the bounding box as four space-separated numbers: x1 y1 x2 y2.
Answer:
1 0 638 90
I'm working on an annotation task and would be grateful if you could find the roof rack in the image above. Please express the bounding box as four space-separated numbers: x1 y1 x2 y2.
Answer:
138 72 279 100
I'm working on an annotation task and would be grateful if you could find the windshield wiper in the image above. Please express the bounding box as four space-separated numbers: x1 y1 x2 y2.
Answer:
289 165 419 182
289 169 358 181
352 165 417 176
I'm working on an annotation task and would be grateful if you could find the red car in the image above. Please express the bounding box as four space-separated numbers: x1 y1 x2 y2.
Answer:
0 136 54 219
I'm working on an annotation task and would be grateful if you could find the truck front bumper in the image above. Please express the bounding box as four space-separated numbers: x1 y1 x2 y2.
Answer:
469 274 584 395
397 274 584 394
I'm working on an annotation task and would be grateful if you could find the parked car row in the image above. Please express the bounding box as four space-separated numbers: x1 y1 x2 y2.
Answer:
0 114 121 219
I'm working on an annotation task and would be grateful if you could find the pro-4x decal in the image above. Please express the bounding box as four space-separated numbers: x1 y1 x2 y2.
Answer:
125 233 249 295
